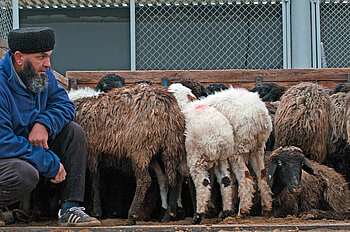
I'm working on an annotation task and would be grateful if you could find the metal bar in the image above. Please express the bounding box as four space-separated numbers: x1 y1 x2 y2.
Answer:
286 0 291 68
311 0 317 68
291 0 312 68
282 0 291 69
12 0 19 29
315 0 322 68
130 0 136 71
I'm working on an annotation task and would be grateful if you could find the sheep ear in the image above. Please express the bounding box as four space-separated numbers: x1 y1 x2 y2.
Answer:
187 94 197 101
302 159 315 175
267 160 277 185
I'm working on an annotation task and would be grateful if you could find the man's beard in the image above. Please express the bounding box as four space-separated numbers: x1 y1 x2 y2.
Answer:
19 60 48 94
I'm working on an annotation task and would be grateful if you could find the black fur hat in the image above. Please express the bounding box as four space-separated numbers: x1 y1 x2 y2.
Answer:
8 27 55 53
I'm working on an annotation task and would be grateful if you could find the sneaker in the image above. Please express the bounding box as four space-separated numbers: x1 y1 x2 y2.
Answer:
58 207 101 227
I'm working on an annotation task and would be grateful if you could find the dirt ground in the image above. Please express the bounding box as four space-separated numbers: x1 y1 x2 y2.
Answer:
5 215 350 232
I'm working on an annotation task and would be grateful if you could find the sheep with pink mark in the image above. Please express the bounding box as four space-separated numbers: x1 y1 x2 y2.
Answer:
168 83 273 223
168 83 235 224
199 87 273 216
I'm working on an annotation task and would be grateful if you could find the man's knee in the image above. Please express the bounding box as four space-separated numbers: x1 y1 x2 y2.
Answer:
0 159 39 206
14 160 40 192
64 121 86 139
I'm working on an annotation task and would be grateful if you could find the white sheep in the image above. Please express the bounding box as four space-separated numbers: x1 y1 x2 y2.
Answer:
168 83 234 224
200 87 273 216
67 87 101 101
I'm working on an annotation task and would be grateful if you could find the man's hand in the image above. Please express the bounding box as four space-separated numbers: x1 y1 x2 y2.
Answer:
51 163 66 184
28 123 49 150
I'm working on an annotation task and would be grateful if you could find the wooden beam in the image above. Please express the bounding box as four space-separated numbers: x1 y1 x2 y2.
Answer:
66 68 350 90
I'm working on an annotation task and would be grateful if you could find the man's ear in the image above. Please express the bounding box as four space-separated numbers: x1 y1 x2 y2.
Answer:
13 51 24 66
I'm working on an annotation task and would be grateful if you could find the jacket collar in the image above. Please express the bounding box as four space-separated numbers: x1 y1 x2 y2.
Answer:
3 50 33 97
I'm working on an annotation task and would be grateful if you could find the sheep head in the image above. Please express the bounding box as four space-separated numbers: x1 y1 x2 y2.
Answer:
168 83 198 110
268 146 314 194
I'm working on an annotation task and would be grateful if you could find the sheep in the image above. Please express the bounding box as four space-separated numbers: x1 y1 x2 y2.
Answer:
250 83 287 102
264 101 280 151
274 82 330 163
347 95 350 145
199 87 273 216
68 74 125 101
164 78 211 98
73 85 186 225
206 83 228 95
168 83 235 224
95 73 125 93
68 87 101 102
333 83 350 94
134 80 152 86
325 92 350 186
267 146 350 219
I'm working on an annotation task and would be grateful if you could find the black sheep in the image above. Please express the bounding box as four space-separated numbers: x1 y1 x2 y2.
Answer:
251 83 287 102
267 146 350 219
96 73 125 93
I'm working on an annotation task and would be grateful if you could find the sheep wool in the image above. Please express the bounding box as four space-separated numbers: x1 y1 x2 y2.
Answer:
200 87 273 215
168 83 234 224
269 146 350 219
74 85 186 225
326 92 350 185
274 82 330 163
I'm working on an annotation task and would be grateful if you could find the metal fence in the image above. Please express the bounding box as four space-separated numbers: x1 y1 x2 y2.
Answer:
319 0 349 68
135 1 283 70
0 0 12 39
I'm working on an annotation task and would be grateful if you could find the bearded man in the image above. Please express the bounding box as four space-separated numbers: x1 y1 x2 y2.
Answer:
0 27 100 226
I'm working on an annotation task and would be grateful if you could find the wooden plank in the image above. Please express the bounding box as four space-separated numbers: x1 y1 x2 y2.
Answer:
52 70 69 90
66 68 350 90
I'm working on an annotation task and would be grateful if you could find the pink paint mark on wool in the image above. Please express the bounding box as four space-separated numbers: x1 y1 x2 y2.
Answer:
236 88 248 96
194 104 209 111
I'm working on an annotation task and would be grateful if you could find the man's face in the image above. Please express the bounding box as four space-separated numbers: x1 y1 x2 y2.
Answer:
17 51 52 93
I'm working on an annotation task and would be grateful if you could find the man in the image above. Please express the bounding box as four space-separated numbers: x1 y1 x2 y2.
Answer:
0 27 100 226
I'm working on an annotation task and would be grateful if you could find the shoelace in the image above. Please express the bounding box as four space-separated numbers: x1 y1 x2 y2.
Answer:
68 207 87 215
66 207 88 223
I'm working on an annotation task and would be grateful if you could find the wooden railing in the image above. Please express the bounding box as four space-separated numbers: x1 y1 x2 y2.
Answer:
66 68 350 90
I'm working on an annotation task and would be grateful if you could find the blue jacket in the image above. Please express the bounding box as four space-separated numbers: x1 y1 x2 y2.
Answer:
0 50 75 178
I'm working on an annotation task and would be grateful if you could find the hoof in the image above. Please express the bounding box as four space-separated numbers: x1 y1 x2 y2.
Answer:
261 210 271 217
177 207 185 220
158 207 167 222
221 210 234 219
191 213 205 225
126 218 136 225
92 210 102 219
161 212 177 222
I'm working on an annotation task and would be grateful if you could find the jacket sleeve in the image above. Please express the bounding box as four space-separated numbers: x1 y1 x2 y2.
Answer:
34 69 75 139
0 99 60 178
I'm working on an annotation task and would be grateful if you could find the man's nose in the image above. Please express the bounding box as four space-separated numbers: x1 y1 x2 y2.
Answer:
43 58 51 68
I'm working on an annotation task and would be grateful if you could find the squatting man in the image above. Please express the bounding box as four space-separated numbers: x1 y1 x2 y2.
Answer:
0 27 100 226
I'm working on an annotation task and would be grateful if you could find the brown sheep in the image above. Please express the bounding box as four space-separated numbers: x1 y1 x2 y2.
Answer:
346 94 350 145
274 82 330 163
268 146 350 219
326 92 350 186
74 85 186 225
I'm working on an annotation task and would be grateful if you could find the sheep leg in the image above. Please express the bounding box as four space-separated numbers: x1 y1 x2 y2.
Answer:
151 162 169 214
231 156 255 216
126 168 152 225
214 160 233 218
249 149 273 215
91 166 102 218
163 171 182 222
190 166 211 224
